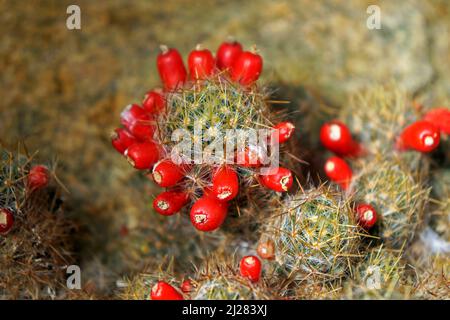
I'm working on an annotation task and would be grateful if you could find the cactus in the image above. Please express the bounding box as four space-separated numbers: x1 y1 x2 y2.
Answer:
342 245 412 299
340 86 420 159
190 255 276 300
119 260 181 300
112 43 297 234
261 185 363 282
429 169 450 242
352 157 429 249
0 148 74 299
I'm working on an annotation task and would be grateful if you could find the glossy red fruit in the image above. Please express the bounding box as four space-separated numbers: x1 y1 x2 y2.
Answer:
257 240 275 260
324 156 352 190
424 107 450 134
236 146 266 167
355 203 378 229
216 40 243 71
111 128 138 154
320 120 362 157
157 46 187 90
28 165 50 191
231 51 263 85
190 197 228 232
142 90 165 114
120 104 155 140
396 120 440 153
125 141 160 170
0 208 14 235
212 166 239 202
180 279 193 293
272 122 295 144
260 167 293 192
153 191 189 216
152 159 185 187
151 281 184 300
239 255 262 283
188 45 215 80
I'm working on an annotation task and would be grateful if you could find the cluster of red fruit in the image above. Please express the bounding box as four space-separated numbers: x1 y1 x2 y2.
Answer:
151 255 262 300
111 40 295 232
0 165 50 235
320 107 449 230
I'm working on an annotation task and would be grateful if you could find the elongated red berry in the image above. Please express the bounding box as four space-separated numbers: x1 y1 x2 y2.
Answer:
355 203 378 229
142 89 165 114
180 279 193 293
125 141 160 170
212 166 239 202
216 40 243 71
320 120 362 157
151 281 183 300
152 159 185 187
153 191 189 216
424 107 450 134
190 197 228 232
239 255 262 282
120 104 155 140
396 120 440 153
324 156 352 190
28 165 50 191
260 167 293 192
236 146 266 167
272 122 295 144
188 45 215 80
111 128 138 154
231 51 263 85
157 46 187 90
0 208 14 235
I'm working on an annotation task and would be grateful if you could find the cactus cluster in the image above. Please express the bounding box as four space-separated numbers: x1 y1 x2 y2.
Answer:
261 185 362 282
112 42 296 234
343 246 411 300
0 148 74 299
352 157 429 248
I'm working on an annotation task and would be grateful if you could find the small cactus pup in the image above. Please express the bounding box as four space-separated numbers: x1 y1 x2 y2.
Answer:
111 40 296 232
428 169 450 243
260 184 363 283
0 148 74 299
338 85 436 171
351 157 429 249
190 255 277 300
343 246 412 299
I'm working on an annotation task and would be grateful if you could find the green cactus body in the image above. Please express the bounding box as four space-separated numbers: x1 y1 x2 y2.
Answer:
352 157 429 248
343 246 411 299
340 86 419 157
429 169 450 242
192 275 272 300
262 186 362 281
190 254 276 300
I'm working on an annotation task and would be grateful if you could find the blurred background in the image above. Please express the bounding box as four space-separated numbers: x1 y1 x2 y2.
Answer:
0 0 449 295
